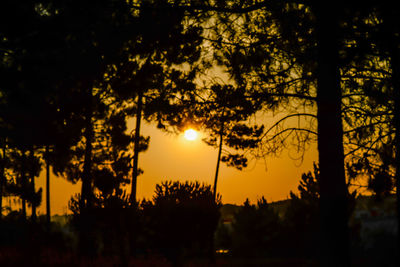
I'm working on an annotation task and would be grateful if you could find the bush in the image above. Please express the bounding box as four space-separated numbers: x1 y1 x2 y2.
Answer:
230 197 282 258
69 193 140 259
141 181 221 264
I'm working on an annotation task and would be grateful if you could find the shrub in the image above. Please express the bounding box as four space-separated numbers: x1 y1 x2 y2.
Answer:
230 197 282 258
141 181 221 264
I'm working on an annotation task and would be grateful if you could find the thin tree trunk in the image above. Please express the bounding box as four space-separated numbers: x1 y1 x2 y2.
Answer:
21 149 26 219
81 86 94 210
314 3 349 267
0 139 5 220
130 91 143 205
213 123 224 201
45 144 51 228
213 124 223 201
30 147 36 222
210 126 223 264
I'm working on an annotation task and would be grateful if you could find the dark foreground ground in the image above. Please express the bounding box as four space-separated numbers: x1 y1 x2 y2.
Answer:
0 247 391 267
0 252 317 267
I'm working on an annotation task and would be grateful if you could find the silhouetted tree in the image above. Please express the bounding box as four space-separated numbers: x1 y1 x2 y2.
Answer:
0 0 92 220
0 138 7 219
229 197 281 258
141 181 221 265
75 85 129 212
365 6 400 259
69 189 136 259
282 163 357 259
189 84 264 200
332 4 400 259
108 0 204 203
0 0 146 258
172 82 264 199
200 2 359 265
285 164 324 257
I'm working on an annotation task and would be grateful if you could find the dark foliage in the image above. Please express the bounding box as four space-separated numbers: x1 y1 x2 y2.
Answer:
230 197 282 258
284 164 321 258
68 180 220 265
2 1 400 266
285 163 357 258
141 181 221 264
69 193 138 259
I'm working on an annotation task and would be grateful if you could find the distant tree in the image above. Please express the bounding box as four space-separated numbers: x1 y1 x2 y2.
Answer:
229 197 281 258
0 77 47 219
4 147 42 220
285 163 357 258
69 189 136 258
285 164 321 257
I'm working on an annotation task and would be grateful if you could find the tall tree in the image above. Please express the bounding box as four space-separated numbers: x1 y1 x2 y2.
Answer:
0 0 89 219
312 3 350 265
334 4 400 260
131 91 143 204
369 3 400 259
108 0 205 203
38 0 142 210
184 84 264 200
194 1 356 265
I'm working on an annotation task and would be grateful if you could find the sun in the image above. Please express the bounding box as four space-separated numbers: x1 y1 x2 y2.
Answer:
184 129 198 141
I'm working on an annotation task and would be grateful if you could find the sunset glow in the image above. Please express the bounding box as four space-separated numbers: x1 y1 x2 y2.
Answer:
184 128 198 141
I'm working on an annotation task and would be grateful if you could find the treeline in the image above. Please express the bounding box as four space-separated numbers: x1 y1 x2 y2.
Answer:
0 181 219 266
215 169 324 261
1 0 400 266
1 169 393 266
0 0 205 222
216 165 395 266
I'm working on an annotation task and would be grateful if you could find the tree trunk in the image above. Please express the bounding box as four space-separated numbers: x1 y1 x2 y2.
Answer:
378 6 400 261
392 57 400 267
388 38 400 264
130 91 143 205
314 3 349 267
81 86 94 210
21 149 26 219
78 85 96 256
30 147 36 222
0 139 5 220
45 144 51 228
213 125 223 201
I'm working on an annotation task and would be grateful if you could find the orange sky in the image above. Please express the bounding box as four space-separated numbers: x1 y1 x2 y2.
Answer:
27 120 318 216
